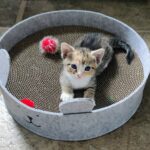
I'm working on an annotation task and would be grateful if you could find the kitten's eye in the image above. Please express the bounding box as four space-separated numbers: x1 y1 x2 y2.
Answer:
71 64 77 69
85 66 91 71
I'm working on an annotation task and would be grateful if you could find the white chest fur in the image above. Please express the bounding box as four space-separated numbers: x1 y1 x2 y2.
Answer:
68 75 91 89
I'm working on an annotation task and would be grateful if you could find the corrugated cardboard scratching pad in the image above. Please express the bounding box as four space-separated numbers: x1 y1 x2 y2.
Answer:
7 26 144 112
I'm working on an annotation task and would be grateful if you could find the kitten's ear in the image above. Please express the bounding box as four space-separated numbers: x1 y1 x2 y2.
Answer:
91 48 105 64
61 42 74 59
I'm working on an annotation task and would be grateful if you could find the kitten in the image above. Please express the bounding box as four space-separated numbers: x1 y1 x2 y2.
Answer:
59 33 134 103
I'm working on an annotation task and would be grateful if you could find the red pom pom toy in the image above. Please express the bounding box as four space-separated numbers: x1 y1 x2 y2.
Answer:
20 98 35 108
39 36 59 54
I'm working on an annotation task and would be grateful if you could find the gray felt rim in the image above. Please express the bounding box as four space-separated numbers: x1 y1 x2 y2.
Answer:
0 10 150 141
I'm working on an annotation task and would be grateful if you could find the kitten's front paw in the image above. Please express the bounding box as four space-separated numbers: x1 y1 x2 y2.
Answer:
86 98 96 106
60 93 74 102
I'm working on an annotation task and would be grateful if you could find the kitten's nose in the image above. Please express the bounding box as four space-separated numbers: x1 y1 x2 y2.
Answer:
77 74 82 78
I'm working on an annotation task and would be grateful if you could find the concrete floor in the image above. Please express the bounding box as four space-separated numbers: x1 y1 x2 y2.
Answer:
0 0 150 150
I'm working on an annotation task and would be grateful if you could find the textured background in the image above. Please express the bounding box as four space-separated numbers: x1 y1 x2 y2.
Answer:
0 0 150 150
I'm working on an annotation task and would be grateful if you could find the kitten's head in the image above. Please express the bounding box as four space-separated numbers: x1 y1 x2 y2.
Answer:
61 42 105 79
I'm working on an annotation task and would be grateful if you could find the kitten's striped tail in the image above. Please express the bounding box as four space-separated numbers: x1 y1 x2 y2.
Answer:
111 38 134 64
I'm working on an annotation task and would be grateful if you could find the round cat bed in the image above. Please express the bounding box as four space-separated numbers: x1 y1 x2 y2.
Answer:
0 10 149 141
